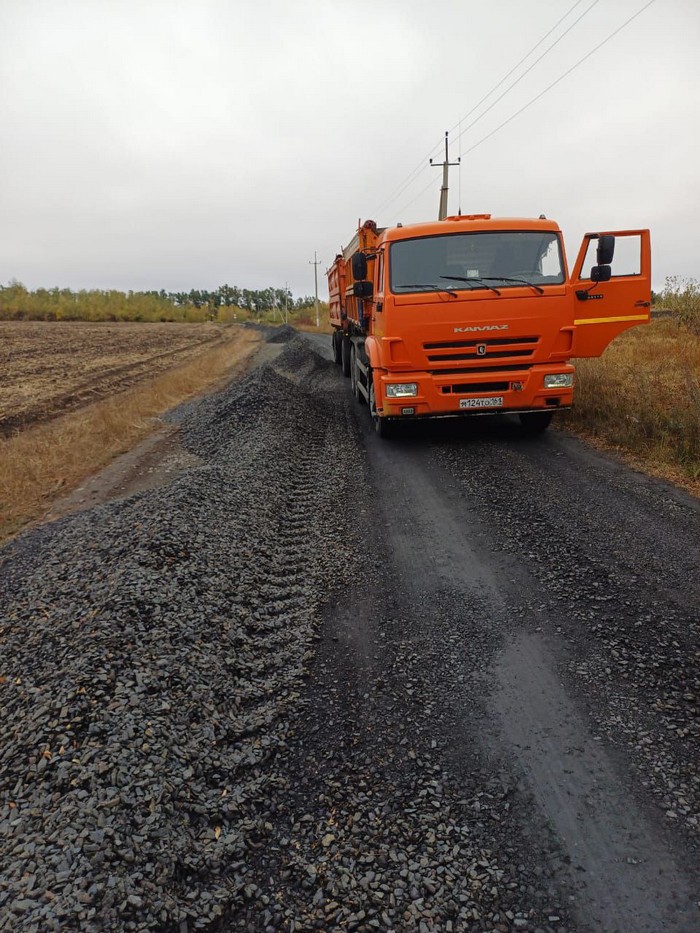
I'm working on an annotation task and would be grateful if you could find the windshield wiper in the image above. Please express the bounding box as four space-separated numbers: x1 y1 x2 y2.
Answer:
479 276 544 295
440 275 501 296
395 283 458 298
441 274 545 295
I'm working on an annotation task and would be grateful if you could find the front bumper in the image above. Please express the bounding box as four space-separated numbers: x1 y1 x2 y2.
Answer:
378 364 574 417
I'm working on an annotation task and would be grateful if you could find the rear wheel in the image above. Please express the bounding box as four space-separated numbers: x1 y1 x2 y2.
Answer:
519 411 553 434
332 331 342 365
350 345 361 401
341 337 351 377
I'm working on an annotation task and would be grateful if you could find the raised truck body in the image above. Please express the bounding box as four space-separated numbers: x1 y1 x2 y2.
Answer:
328 214 651 436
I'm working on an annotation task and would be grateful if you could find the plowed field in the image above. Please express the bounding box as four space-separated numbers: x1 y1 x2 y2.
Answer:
0 321 235 435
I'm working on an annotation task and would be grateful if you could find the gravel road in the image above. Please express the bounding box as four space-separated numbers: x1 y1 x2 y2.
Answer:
1 328 698 931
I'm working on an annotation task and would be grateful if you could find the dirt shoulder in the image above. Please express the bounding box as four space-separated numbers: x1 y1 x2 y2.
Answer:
37 340 284 527
0 326 265 541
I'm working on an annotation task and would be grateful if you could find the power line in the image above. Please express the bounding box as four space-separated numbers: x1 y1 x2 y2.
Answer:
451 0 600 151
392 173 443 221
371 135 444 217
447 0 589 138
459 0 657 161
372 0 589 218
393 0 657 220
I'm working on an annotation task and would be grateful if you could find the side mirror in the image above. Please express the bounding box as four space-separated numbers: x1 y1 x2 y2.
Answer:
590 265 612 283
353 281 373 299
597 235 615 266
351 252 368 280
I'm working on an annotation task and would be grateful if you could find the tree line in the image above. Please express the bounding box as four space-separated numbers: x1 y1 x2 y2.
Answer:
0 281 326 323
144 285 318 312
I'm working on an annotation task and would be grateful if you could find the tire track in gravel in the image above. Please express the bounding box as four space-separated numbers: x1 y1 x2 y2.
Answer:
432 427 700 852
495 632 694 932
271 332 698 932
229 339 574 932
425 419 700 929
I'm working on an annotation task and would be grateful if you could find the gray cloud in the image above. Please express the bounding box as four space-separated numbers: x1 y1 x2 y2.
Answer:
1 0 698 296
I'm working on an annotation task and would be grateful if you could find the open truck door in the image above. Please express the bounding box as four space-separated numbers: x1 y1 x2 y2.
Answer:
570 229 651 358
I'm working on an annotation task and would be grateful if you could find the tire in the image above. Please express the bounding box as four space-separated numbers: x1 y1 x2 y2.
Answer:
331 331 342 365
519 411 553 434
369 376 391 439
350 345 361 402
341 336 351 378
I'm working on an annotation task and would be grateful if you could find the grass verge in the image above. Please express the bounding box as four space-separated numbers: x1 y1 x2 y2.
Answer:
0 328 261 541
563 318 700 496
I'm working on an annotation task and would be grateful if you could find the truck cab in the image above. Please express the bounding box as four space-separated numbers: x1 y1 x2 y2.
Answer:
329 215 651 436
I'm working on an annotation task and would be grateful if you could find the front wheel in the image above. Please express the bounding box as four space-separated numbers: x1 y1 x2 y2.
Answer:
519 411 553 434
369 376 392 439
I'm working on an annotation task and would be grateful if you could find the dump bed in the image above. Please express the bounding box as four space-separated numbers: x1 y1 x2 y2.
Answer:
333 220 383 331
327 255 345 328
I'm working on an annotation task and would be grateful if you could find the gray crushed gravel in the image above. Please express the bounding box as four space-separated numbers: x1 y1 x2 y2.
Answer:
3 331 696 932
227 590 572 933
264 324 297 344
436 431 700 844
1 336 572 932
0 339 357 931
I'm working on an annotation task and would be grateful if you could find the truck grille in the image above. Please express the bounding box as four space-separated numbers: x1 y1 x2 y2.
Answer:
429 363 533 375
440 382 509 394
423 336 539 364
428 349 535 361
424 337 538 349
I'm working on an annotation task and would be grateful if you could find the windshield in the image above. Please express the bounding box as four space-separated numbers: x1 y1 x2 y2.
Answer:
390 231 564 294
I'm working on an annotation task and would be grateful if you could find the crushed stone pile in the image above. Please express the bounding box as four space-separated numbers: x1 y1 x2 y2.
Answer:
264 324 297 344
0 339 357 932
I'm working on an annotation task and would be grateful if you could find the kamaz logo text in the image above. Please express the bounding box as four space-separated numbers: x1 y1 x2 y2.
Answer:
453 324 509 333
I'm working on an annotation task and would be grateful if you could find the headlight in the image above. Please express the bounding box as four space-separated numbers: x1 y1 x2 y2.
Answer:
386 382 418 398
385 383 418 398
544 373 573 389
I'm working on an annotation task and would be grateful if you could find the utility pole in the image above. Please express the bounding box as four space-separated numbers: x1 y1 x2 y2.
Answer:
284 281 288 324
309 252 321 327
430 131 460 221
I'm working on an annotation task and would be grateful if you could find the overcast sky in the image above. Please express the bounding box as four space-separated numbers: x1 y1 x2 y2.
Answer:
1 0 698 297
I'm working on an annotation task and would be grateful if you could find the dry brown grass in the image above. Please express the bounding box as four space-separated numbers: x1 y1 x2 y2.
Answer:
658 276 700 333
290 314 333 334
0 328 261 539
563 318 700 495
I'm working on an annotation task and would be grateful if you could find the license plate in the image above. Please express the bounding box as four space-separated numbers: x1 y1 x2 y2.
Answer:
459 396 503 409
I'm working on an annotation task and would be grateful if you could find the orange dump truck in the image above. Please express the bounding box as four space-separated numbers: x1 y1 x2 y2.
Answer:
327 214 651 436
